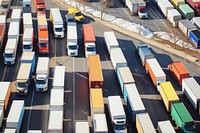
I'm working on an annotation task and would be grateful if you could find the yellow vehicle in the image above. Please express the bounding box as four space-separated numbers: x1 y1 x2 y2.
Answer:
68 7 85 22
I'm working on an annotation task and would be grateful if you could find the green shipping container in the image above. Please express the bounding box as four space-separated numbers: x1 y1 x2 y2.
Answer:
179 4 194 20
171 102 195 133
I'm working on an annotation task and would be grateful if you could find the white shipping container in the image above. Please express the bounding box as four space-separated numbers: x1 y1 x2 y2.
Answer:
136 113 156 133
104 31 119 55
158 120 176 133
3 129 16 133
125 0 138 15
53 66 65 89
27 130 42 133
192 17 200 29
110 48 127 71
50 89 64 111
48 111 63 133
157 0 174 17
117 67 135 93
75 121 90 133
23 13 33 29
11 9 21 22
93 114 108 133
167 9 181 27
182 77 200 114
6 100 24 133
178 19 196 37
0 82 11 110
0 15 6 24
8 22 19 39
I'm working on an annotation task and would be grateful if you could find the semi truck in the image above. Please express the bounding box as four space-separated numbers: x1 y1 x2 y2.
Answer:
185 0 200 15
34 0 45 14
20 52 36 74
35 57 49 92
0 15 6 51
157 120 176 133
136 113 156 133
179 4 194 20
75 121 90 133
4 39 18 65
108 96 127 133
11 9 21 22
117 67 135 93
136 42 154 66
171 102 195 132
125 0 148 18
50 89 64 111
50 8 64 38
0 0 11 15
53 66 65 89
159 82 179 112
145 58 166 91
23 13 33 29
0 82 11 111
182 77 200 115
16 63 32 95
37 14 49 54
23 28 34 52
110 48 127 72
157 0 174 17
82 24 96 57
168 61 189 85
67 22 78 56
48 110 63 133
90 89 104 117
93 114 108 133
88 55 103 89
124 83 145 122
6 100 24 133
189 29 200 48
104 31 119 55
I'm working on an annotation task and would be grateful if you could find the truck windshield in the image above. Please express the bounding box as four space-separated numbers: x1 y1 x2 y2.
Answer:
55 28 63 32
18 82 27 87
69 45 78 50
36 79 46 84
184 122 195 131
87 47 95 52
75 12 82 16
113 123 126 130
38 8 45 12
4 53 14 58
140 9 147 13
40 43 47 48
24 45 32 49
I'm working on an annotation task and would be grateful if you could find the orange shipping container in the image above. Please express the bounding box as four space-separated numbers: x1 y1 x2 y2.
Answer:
168 61 189 86
88 54 103 89
82 25 95 43
0 82 12 111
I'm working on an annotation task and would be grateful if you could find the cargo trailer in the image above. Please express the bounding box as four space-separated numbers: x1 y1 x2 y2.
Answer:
159 82 179 112
0 82 11 110
23 28 34 52
136 113 156 133
157 120 176 133
6 100 24 133
168 61 189 85
11 9 21 22
178 19 196 37
93 114 108 133
104 31 119 55
191 17 200 29
167 9 181 27
20 52 36 74
189 30 200 48
182 77 200 115
8 22 19 40
50 89 64 111
124 83 145 122
145 58 166 90
53 66 65 89
48 110 63 133
157 0 174 17
88 55 103 89
75 121 90 133
23 13 33 29
179 4 194 20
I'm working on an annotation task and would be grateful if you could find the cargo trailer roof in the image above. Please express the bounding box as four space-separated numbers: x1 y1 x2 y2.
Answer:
118 67 135 84
88 55 103 81
38 28 48 38
0 15 6 24
0 82 10 101
159 0 174 7
125 83 145 111
37 15 47 26
111 48 127 64
11 9 21 20
75 122 90 133
93 114 108 132
191 30 200 38
8 22 19 37
53 66 65 88
179 19 196 29
158 120 176 133
160 82 179 101
83 25 95 42
23 28 33 40
48 111 63 130
183 77 200 99
7 100 24 123
21 52 35 62
104 31 119 48
67 23 77 40
146 58 166 78
90 89 104 109
168 9 181 16
4 129 17 133
23 13 32 26
5 39 17 49
136 113 156 133
173 102 193 122
50 8 63 24
108 96 125 117
17 64 32 80
172 62 189 75
36 57 49 73
50 89 64 106
179 4 194 13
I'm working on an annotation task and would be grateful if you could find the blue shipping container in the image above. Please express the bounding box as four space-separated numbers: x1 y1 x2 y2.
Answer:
189 30 200 48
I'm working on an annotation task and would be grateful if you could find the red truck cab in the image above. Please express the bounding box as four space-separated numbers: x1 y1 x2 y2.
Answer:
38 28 49 54
34 0 46 14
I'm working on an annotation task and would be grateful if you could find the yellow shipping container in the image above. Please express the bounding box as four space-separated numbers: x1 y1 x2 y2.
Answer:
159 82 179 112
170 0 185 8
90 89 104 117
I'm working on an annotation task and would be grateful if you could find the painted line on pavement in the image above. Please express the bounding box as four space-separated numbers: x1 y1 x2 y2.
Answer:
2 66 7 81
73 57 76 131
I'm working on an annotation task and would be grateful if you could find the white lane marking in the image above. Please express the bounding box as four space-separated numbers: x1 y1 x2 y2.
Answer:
26 88 35 131
73 57 76 130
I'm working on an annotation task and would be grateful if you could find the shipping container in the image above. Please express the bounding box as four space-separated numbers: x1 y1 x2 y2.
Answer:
124 83 145 122
110 48 127 71
159 82 179 112
75 121 90 133
23 13 33 29
182 77 200 114
93 114 108 133
6 100 24 133
179 4 194 20
157 0 174 17
50 89 64 111
52 66 65 89
167 9 181 27
20 52 36 74
11 9 21 22
157 120 176 133
8 22 19 40
191 17 200 29
117 67 135 93
90 89 104 117
189 30 200 48
48 110 63 133
0 82 11 110
185 0 200 15
168 61 189 85
104 31 119 55
136 113 156 133
27 130 42 133
88 55 103 89
3 129 16 133
170 0 185 8
145 58 166 90
171 102 195 132
178 19 196 37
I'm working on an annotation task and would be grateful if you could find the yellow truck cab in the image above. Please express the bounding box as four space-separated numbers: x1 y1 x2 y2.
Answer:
68 8 85 22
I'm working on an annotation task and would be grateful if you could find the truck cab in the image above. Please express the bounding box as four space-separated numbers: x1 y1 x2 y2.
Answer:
138 6 148 18
4 39 17 65
136 42 147 53
35 0 46 14
68 8 85 22
38 28 49 54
